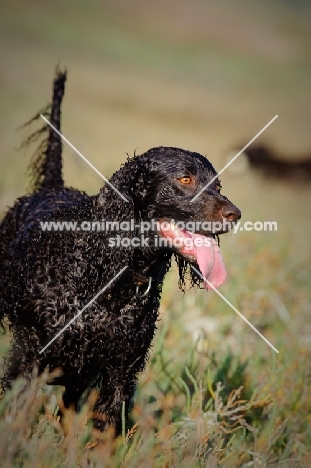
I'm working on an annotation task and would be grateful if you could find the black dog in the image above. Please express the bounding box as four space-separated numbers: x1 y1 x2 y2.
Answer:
0 70 241 433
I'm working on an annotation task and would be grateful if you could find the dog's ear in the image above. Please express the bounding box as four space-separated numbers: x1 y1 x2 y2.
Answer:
99 153 171 228
96 156 148 223
130 162 152 202
104 155 155 206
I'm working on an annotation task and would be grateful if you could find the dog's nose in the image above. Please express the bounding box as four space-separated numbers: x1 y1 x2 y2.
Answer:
221 205 241 222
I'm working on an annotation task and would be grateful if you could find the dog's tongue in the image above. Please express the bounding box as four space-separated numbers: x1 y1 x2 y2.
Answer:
188 233 227 289
158 221 227 290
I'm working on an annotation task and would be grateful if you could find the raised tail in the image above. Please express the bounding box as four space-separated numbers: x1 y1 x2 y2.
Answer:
22 68 67 191
41 68 66 189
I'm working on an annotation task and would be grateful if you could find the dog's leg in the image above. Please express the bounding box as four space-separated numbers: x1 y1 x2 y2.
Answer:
92 377 135 435
62 385 86 411
57 384 87 432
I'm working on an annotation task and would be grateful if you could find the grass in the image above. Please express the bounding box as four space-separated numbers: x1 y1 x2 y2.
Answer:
0 234 310 466
1 0 311 465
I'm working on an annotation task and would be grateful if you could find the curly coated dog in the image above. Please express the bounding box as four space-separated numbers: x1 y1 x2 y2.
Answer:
0 70 241 433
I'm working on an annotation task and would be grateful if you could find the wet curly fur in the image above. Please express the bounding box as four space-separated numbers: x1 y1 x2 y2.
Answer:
0 70 240 433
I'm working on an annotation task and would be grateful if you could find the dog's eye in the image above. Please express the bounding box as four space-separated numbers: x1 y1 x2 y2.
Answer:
178 176 192 185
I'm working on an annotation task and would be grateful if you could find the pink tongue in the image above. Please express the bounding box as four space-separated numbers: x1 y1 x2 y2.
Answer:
189 233 227 289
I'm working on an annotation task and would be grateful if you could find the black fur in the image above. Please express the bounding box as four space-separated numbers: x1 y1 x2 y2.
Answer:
0 70 241 433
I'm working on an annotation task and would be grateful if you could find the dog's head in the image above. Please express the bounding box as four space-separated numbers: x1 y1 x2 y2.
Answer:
101 146 241 290
132 147 241 289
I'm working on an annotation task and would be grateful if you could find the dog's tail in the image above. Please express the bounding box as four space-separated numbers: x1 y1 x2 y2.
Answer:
22 68 67 191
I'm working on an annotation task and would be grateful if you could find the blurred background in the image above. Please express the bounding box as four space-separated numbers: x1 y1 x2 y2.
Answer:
1 1 311 462
1 0 311 359
1 0 311 236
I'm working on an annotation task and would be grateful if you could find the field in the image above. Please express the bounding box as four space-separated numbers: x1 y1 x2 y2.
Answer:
0 0 311 466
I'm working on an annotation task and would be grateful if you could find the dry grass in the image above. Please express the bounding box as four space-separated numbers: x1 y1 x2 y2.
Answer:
1 233 310 465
